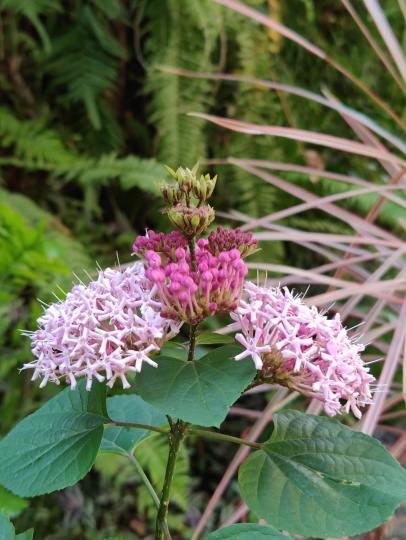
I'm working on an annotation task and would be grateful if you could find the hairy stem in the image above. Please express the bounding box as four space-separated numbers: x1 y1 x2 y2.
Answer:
187 324 198 362
190 428 263 449
188 236 197 272
155 420 187 540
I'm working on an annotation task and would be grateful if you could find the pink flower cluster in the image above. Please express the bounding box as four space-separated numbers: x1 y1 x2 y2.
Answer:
137 233 249 323
207 227 258 258
231 281 374 418
133 229 187 258
23 262 181 390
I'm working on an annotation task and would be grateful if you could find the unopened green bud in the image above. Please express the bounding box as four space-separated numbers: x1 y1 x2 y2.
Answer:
206 175 217 199
160 183 175 206
190 214 200 228
164 165 177 179
168 208 185 229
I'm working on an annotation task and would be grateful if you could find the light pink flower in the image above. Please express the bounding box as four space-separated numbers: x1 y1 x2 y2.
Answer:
23 262 181 390
231 281 375 418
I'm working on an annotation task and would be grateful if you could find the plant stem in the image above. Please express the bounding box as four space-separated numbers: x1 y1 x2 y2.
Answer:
188 236 197 272
187 324 198 362
128 453 173 540
190 428 263 449
109 420 167 434
128 453 160 509
155 420 187 540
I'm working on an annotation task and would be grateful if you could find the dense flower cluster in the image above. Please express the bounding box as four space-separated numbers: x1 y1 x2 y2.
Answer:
133 229 187 258
144 241 248 324
231 281 374 418
134 228 256 324
207 227 259 258
23 262 181 390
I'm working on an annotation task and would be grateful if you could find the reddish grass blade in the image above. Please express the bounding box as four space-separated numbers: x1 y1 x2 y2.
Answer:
363 0 406 84
254 231 401 249
190 113 406 166
160 66 406 153
341 0 406 91
306 279 406 306
361 300 406 435
212 0 406 129
229 160 403 242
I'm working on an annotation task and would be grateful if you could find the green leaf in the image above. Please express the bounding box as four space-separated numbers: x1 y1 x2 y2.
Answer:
239 410 406 538
100 395 166 455
16 530 34 540
135 346 256 427
0 486 27 518
0 510 14 540
0 381 107 497
204 524 292 540
196 332 234 346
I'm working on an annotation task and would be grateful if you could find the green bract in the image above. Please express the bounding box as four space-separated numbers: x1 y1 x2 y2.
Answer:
239 410 406 538
0 381 107 497
135 346 256 427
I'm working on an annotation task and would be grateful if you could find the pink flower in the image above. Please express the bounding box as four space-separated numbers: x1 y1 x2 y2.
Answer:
207 227 259 258
133 229 187 259
134 229 255 323
143 241 248 324
23 262 181 390
231 281 375 418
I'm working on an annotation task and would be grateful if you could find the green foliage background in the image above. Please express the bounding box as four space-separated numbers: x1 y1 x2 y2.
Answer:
0 0 404 538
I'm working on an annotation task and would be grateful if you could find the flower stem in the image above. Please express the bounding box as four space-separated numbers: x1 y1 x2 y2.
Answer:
155 420 187 540
190 428 263 449
188 236 197 272
109 420 167 434
187 323 198 362
128 453 160 509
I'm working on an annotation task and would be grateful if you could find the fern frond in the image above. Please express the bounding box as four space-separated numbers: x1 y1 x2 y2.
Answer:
0 107 75 165
0 0 59 52
45 4 126 129
0 108 163 196
144 0 222 167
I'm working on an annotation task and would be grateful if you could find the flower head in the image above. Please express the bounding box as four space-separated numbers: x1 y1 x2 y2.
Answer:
23 262 181 390
135 230 250 324
231 281 374 418
207 227 259 258
133 229 187 259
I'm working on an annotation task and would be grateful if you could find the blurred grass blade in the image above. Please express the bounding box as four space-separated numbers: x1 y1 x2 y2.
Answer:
163 66 406 153
213 0 406 129
363 0 406 83
361 300 406 435
229 158 406 209
229 160 402 242
190 113 406 165
341 0 406 91
306 279 406 306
